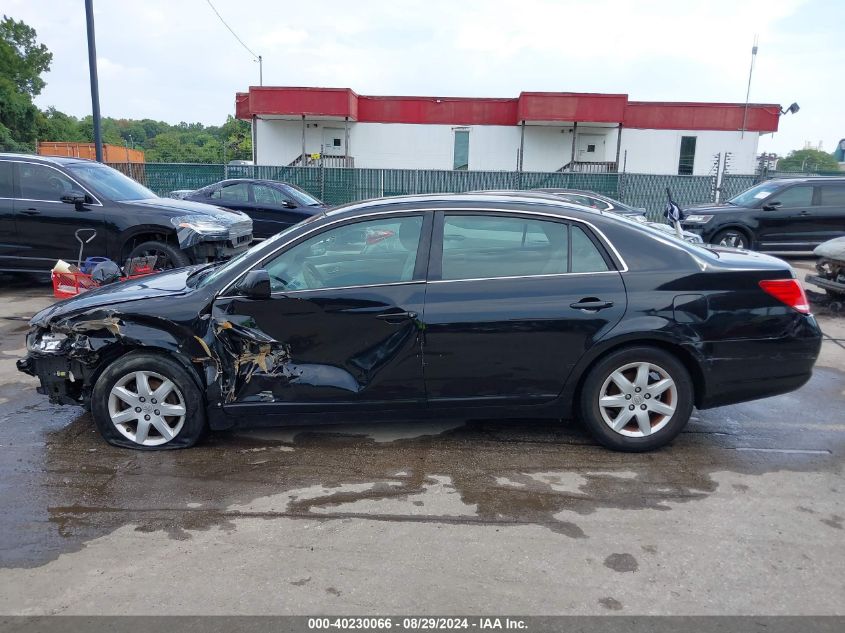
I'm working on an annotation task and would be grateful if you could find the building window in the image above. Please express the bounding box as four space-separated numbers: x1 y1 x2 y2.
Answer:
586 144 596 153
453 129 470 170
678 136 696 175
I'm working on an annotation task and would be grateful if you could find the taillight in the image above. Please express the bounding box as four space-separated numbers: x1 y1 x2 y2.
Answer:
758 279 810 314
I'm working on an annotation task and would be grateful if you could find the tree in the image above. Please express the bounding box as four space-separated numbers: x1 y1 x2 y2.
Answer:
778 149 841 173
0 15 52 97
0 15 52 151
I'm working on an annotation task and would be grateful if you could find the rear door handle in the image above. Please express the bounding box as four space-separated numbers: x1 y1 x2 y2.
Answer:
799 210 812 216
570 299 614 311
376 311 417 323
21 208 40 216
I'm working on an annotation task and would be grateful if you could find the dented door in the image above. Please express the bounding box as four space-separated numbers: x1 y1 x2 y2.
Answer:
213 286 426 408
212 213 431 410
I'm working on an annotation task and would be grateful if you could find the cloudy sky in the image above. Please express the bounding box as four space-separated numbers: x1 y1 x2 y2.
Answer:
7 0 843 155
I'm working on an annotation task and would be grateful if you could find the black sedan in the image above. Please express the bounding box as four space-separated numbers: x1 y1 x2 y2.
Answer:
18 192 821 452
183 178 327 239
682 177 845 251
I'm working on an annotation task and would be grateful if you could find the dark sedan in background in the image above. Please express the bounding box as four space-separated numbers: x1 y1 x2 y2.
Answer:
182 179 327 239
682 177 845 251
19 192 820 452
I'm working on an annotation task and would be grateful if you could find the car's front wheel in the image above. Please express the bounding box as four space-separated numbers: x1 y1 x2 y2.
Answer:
126 240 190 270
711 228 750 250
91 352 206 449
579 346 694 451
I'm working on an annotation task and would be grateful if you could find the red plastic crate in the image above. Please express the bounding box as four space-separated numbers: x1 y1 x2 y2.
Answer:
51 268 157 299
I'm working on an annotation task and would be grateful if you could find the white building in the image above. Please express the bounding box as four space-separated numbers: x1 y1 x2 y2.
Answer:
235 87 782 175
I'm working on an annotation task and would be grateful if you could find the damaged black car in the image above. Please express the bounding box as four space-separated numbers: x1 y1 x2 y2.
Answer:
18 192 822 451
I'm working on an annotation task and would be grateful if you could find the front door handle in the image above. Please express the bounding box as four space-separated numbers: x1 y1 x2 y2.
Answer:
376 311 418 323
799 210 812 216
21 208 40 216
570 298 614 311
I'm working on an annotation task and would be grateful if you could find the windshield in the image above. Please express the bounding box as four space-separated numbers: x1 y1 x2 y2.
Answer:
196 213 324 288
283 184 323 206
66 162 157 201
728 181 783 208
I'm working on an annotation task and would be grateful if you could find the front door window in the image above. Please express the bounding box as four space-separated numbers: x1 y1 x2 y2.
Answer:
263 216 424 292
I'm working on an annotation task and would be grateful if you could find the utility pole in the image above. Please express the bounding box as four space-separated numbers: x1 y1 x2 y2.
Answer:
84 0 103 162
258 55 263 86
741 35 759 140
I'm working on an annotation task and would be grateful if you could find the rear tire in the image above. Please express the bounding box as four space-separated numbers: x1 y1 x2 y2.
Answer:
126 240 190 270
91 351 206 450
578 346 694 452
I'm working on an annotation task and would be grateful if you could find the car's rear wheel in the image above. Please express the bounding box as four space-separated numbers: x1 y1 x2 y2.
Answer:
579 346 693 451
711 228 749 250
126 240 190 270
91 352 206 450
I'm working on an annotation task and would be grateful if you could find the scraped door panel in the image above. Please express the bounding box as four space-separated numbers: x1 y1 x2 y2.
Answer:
213 285 426 407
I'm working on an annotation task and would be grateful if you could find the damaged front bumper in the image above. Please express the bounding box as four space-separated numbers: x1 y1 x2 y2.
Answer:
806 257 845 295
175 217 253 263
17 316 124 406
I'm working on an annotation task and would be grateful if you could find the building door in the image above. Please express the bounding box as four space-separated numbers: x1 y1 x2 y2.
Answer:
577 134 604 162
322 127 346 156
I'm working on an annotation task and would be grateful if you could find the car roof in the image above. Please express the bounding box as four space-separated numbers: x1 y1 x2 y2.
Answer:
0 152 95 167
324 192 607 222
211 178 295 187
766 177 845 185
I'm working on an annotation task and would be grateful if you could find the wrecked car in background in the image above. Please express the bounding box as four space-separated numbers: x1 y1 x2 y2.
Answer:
0 153 253 272
18 193 821 452
807 236 845 297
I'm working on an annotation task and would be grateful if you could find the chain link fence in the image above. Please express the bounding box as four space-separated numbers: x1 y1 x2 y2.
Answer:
108 162 783 220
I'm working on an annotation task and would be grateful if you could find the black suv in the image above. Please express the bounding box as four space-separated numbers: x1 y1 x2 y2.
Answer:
681 178 845 251
0 154 253 272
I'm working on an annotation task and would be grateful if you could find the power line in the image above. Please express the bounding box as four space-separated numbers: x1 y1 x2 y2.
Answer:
205 0 259 60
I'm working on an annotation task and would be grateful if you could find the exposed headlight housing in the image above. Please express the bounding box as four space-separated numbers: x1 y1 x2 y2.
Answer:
28 331 67 353
171 216 229 238
684 214 714 224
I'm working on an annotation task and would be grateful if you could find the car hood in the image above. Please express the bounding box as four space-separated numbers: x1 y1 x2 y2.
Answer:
814 236 845 260
31 267 196 327
682 203 742 215
121 198 250 224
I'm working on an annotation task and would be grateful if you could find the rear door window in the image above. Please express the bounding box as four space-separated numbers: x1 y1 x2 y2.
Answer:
440 215 569 280
0 162 13 197
819 184 845 207
219 182 250 202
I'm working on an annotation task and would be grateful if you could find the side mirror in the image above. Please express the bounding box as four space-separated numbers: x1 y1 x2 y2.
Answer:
762 201 782 211
237 269 271 300
60 191 88 210
283 200 298 209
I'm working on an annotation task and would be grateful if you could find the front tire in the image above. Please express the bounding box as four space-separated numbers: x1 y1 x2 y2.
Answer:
578 346 694 452
711 228 750 250
91 352 206 450
126 240 190 270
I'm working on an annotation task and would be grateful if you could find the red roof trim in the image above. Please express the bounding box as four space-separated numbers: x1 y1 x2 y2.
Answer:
236 86 780 132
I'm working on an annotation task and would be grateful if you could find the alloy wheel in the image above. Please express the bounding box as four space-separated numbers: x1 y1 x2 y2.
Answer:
598 361 678 438
107 370 186 446
717 232 747 249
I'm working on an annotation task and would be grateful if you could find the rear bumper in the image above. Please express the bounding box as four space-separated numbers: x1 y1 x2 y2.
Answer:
697 317 822 409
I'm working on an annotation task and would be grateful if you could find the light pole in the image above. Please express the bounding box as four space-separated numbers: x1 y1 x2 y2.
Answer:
84 0 103 162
